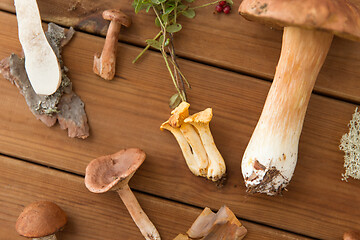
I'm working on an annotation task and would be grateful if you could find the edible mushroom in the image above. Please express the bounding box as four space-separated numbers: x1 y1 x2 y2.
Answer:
184 108 226 181
93 9 131 80
239 0 360 195
344 230 360 240
85 148 161 240
14 0 61 95
16 201 67 240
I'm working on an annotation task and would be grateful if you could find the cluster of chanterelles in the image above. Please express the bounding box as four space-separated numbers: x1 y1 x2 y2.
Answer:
161 102 226 182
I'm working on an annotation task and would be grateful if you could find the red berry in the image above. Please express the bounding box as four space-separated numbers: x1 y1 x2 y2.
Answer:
219 1 227 6
223 5 231 14
215 5 223 13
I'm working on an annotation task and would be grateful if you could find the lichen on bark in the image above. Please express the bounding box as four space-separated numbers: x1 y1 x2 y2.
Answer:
0 23 89 139
340 107 360 181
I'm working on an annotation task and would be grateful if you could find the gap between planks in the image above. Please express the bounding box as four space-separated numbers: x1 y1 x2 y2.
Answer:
0 154 312 240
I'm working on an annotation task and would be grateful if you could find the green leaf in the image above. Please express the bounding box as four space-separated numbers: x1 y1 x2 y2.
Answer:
177 4 187 11
169 93 182 109
155 17 161 27
166 23 182 33
159 35 170 46
181 8 195 18
151 0 160 4
145 39 161 50
164 5 175 14
162 13 169 23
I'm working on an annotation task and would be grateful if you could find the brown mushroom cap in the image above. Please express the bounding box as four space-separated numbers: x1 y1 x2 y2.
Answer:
102 9 131 27
85 148 146 193
239 0 360 41
15 201 67 238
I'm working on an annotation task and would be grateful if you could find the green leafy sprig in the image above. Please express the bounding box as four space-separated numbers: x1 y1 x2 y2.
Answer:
132 0 232 108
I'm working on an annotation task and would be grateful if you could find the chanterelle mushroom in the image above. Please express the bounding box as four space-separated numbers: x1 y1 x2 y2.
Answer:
85 148 161 240
14 0 61 95
16 201 67 240
239 0 360 195
185 108 226 181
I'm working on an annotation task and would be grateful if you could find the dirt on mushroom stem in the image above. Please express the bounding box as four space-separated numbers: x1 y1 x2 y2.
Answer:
241 26 333 195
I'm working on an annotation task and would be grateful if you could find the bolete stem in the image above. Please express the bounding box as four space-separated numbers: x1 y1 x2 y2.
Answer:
117 184 161 240
242 26 333 194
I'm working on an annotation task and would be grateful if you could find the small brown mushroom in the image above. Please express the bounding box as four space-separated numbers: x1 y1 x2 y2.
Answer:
85 148 161 240
16 201 67 240
93 9 131 80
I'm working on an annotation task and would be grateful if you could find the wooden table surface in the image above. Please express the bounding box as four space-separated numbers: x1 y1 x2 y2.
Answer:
0 0 359 239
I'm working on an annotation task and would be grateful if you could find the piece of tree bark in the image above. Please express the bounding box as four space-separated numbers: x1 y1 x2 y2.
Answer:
174 206 247 240
0 23 89 139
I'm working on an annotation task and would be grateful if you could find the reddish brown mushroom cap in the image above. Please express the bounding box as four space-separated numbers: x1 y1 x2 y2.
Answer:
102 9 131 27
239 0 360 41
85 148 146 193
15 201 67 238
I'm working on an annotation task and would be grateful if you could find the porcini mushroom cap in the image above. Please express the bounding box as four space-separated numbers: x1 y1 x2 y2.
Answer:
15 201 67 238
239 0 360 41
102 9 131 27
85 148 146 193
184 108 213 124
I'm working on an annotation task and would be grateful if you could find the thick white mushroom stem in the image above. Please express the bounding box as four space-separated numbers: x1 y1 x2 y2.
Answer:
242 26 333 195
34 235 56 240
117 184 161 240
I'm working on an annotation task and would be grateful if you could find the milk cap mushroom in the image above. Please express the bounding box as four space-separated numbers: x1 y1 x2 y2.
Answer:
85 148 161 240
93 9 131 80
239 0 360 195
14 0 61 95
16 201 67 240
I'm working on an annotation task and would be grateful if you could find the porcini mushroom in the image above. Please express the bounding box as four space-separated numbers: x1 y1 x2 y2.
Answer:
16 201 67 240
14 0 61 95
184 108 226 181
85 148 161 240
93 9 131 80
239 0 360 195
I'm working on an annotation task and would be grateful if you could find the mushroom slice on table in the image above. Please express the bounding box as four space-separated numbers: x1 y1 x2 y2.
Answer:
93 9 131 80
85 148 161 240
161 102 209 177
239 0 360 195
14 0 61 95
173 206 247 240
184 108 226 182
16 201 67 240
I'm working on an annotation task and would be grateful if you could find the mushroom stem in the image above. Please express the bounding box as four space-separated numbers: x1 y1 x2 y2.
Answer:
117 184 161 240
192 122 226 181
34 234 57 240
242 26 333 195
93 20 121 80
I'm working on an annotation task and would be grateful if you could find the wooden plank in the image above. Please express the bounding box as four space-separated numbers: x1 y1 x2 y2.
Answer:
0 11 358 239
1 0 360 102
0 155 309 240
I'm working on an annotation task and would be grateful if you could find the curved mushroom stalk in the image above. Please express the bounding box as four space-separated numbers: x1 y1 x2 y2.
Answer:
242 27 333 195
117 185 161 240
185 108 226 181
161 122 207 176
85 149 161 240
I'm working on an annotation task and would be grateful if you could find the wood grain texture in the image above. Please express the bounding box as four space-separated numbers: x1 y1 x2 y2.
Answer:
0 11 359 239
0 155 309 240
1 0 360 102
